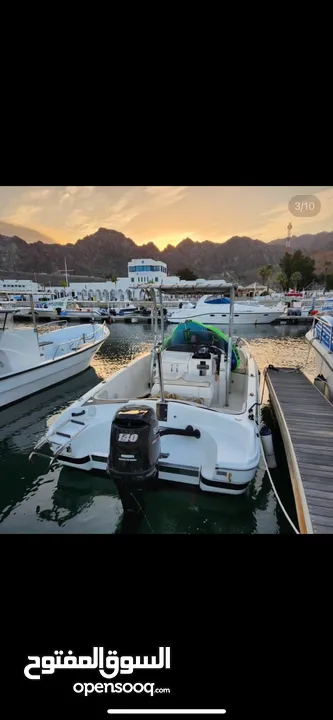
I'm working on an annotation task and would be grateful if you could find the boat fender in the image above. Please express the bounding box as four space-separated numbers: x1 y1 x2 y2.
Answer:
260 425 277 469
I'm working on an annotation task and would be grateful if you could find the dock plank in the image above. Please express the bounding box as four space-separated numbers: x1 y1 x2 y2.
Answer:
266 368 333 535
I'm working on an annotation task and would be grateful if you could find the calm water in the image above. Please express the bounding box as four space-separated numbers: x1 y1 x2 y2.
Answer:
0 321 316 534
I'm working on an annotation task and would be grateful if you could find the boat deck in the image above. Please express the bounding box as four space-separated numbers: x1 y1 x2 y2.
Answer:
266 367 333 534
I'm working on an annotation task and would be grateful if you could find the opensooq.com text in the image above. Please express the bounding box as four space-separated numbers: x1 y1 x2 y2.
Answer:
73 682 171 697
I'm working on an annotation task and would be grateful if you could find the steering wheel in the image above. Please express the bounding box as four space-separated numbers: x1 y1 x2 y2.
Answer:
194 344 211 355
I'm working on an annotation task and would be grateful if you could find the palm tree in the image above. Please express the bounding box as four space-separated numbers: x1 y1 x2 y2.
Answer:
290 271 302 290
265 264 273 293
324 260 332 290
258 265 273 293
111 275 118 292
259 266 268 286
275 271 288 290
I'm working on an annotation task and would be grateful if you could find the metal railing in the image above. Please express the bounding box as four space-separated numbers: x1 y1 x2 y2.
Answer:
313 315 333 352
52 327 99 359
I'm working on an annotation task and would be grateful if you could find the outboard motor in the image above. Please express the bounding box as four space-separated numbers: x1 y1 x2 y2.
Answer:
107 404 161 515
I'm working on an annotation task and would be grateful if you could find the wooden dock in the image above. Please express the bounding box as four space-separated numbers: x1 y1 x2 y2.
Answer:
265 367 333 534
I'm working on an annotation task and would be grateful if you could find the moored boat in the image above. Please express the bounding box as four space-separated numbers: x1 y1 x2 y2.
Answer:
0 294 110 410
305 314 333 402
168 294 283 325
30 282 261 502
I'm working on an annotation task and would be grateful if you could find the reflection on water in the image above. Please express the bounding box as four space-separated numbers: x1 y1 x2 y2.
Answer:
0 322 315 534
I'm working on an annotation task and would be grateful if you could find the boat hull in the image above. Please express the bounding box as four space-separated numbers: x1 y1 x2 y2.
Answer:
48 452 258 495
0 340 105 409
168 311 282 325
306 332 333 402
43 381 260 497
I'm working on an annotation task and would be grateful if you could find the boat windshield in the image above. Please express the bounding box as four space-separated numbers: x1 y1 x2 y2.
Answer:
163 320 240 371
204 296 230 305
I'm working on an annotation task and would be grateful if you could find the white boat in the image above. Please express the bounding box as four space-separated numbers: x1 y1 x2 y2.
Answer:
0 297 110 410
112 303 139 316
305 314 333 402
168 294 283 325
14 299 63 320
31 282 261 504
57 300 109 320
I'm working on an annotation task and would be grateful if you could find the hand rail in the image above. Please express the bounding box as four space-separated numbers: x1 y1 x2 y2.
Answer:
314 315 333 352
52 328 97 359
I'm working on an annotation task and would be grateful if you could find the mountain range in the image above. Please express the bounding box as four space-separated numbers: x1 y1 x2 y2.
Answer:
1 228 333 284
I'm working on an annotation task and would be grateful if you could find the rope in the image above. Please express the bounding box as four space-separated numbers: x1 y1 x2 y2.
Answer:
260 370 299 534
259 436 299 534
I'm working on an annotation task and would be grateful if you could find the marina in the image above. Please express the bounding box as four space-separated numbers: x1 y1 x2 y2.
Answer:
0 316 316 534
265 367 333 533
1 277 333 534
30 283 262 499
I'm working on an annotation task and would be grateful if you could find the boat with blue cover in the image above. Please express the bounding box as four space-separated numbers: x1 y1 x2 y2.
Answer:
168 294 283 325
30 282 261 500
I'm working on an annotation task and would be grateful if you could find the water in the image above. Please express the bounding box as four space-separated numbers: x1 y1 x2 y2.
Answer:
0 321 316 534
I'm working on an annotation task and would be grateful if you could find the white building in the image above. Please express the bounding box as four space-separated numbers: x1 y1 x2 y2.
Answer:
0 279 39 293
127 258 168 286
1 259 181 303
49 259 180 302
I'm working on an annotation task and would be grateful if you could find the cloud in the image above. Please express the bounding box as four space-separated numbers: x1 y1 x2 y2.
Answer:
144 186 189 207
2 204 44 226
97 189 147 228
65 208 97 232
22 188 53 201
56 186 189 238
59 186 95 204
242 187 333 242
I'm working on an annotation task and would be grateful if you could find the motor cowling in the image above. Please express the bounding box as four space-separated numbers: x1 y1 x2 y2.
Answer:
107 404 161 514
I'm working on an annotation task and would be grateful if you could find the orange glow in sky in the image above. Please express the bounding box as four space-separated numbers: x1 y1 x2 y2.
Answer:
0 186 332 247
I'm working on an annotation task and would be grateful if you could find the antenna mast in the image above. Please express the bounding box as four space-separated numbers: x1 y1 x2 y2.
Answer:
286 222 292 253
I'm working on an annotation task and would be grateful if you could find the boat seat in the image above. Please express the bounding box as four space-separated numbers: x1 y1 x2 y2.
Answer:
151 375 215 406
38 340 54 347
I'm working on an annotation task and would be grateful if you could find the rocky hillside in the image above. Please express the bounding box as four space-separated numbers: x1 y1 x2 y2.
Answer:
270 231 333 253
1 227 333 282
0 229 285 283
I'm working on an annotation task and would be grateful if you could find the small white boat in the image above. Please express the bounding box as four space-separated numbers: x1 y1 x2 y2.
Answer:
168 294 283 325
305 314 333 402
112 303 139 316
0 297 110 410
31 282 261 505
57 300 108 320
13 299 64 320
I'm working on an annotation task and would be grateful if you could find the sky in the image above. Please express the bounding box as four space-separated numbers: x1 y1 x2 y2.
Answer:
0 186 333 248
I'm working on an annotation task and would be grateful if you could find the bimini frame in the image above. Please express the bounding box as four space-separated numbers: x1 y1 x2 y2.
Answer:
138 281 238 408
0 290 38 328
0 291 68 346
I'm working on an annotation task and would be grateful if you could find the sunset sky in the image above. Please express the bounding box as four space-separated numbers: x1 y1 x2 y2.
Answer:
0 186 333 248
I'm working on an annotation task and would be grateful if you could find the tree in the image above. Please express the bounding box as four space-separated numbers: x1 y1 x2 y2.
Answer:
290 271 302 290
279 250 315 288
60 280 67 288
259 266 267 285
177 268 198 281
258 264 273 292
265 264 273 292
111 274 118 290
275 271 288 290
324 260 332 290
326 273 333 291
